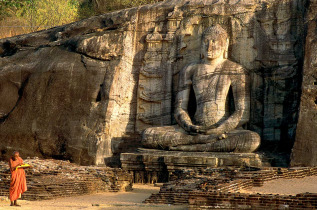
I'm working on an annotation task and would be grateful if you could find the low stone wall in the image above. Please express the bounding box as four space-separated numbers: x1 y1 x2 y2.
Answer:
144 167 317 209
0 158 133 200
188 192 317 209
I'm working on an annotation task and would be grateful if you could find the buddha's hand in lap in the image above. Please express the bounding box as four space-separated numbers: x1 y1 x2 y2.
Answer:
205 127 225 135
187 125 207 135
186 125 226 136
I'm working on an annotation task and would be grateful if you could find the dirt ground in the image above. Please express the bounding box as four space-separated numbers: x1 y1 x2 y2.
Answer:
241 175 317 195
1 177 317 210
0 184 186 210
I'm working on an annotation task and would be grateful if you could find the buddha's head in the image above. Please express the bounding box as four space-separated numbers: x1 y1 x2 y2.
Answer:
201 25 229 60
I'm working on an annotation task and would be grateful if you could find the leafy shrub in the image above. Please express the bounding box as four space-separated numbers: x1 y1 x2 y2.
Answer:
0 0 165 38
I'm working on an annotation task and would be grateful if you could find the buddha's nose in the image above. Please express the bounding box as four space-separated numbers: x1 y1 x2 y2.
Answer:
207 41 214 51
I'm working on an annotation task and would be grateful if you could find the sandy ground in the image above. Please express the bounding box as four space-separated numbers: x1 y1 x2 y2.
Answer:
0 184 186 210
241 175 317 195
1 177 317 210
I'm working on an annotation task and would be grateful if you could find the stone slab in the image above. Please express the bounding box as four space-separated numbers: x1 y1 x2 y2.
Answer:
120 148 263 183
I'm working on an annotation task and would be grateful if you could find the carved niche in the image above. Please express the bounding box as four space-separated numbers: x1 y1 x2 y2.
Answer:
136 7 183 132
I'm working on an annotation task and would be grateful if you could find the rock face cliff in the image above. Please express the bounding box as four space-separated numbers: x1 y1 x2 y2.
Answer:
0 0 309 165
291 1 317 167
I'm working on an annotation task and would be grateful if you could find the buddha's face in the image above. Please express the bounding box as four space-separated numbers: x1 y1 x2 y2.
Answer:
202 37 226 60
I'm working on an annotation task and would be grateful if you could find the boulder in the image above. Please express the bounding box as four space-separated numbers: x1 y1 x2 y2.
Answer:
0 0 308 165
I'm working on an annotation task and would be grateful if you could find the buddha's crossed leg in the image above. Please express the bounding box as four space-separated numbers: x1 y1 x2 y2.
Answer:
142 126 260 153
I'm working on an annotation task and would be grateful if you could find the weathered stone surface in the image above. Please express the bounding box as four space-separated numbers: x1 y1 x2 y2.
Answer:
121 148 263 183
141 24 261 153
0 158 133 200
144 167 317 206
0 18 138 165
0 0 307 165
290 1 317 167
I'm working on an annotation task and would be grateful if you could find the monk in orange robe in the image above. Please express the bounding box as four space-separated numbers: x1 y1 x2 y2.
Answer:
8 151 27 206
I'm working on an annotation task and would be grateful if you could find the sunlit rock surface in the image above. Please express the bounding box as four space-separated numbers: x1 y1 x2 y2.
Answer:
0 0 310 165
291 1 317 167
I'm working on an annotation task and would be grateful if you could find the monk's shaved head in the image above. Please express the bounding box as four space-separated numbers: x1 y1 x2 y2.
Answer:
12 151 19 156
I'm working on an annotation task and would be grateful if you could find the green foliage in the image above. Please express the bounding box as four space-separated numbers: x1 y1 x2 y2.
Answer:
0 0 31 19
78 0 96 20
90 0 163 14
0 0 165 38
119 0 161 7
77 0 164 20
12 0 80 32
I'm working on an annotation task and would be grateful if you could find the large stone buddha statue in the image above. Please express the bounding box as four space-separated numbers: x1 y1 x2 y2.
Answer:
142 25 260 153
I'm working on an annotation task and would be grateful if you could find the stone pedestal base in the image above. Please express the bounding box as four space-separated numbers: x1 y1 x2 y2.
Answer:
120 148 263 183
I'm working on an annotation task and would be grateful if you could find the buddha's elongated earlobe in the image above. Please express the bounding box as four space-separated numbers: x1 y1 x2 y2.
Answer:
224 38 229 59
201 52 205 60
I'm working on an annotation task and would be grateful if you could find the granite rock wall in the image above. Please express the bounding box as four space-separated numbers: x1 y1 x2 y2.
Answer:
0 0 310 165
291 1 317 167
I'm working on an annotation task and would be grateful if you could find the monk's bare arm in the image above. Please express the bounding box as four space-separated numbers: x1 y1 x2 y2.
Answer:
9 160 12 172
9 159 22 171
174 64 200 133
206 68 250 135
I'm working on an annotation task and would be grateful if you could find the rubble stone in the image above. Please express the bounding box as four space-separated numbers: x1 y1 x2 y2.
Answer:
144 166 317 209
0 158 133 200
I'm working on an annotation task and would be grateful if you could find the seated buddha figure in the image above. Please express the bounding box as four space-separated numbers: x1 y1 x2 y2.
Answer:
142 25 260 153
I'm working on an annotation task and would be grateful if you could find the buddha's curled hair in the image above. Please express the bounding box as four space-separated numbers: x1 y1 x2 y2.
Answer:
203 24 228 42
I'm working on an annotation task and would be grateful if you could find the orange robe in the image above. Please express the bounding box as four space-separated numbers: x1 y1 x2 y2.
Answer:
9 157 27 201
